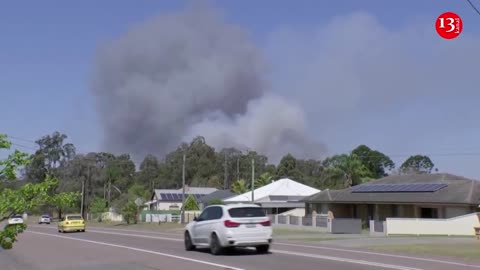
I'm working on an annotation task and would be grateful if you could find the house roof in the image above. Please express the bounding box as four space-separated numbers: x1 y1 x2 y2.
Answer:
224 178 320 202
304 173 480 205
152 186 218 202
198 190 236 204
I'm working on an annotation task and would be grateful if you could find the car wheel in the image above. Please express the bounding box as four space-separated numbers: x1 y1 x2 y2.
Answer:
210 233 223 255
256 244 270 254
184 231 195 251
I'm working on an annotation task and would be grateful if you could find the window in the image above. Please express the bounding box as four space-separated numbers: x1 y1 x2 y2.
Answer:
228 207 266 218
197 208 212 221
67 215 83 220
209 206 223 220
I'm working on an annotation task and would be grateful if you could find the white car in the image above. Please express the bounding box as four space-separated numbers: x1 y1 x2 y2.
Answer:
38 215 51 224
8 215 24 225
184 203 272 255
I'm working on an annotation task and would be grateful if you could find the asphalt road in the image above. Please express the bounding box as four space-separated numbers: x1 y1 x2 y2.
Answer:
1 225 479 270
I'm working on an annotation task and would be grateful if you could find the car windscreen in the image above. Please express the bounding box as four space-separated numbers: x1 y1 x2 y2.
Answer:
228 207 266 218
67 216 83 220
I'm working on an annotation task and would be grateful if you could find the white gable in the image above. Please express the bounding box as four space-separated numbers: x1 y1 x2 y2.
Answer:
224 178 320 202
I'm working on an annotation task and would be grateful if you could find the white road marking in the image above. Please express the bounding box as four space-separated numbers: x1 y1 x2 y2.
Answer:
27 231 245 270
275 242 480 269
271 249 423 270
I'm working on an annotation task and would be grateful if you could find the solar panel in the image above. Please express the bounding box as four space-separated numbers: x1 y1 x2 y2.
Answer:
159 193 167 200
351 183 447 193
165 193 173 200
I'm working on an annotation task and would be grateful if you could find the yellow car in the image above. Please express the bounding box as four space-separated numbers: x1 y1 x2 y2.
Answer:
58 214 86 233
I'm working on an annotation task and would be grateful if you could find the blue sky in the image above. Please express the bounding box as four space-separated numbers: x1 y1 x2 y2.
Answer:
2 0 480 178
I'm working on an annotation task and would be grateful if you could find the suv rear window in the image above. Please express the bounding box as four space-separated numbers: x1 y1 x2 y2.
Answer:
228 207 266 218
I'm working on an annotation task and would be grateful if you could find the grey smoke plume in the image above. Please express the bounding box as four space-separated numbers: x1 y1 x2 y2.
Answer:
91 5 325 163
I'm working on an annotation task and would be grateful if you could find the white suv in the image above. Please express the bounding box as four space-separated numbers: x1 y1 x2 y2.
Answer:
184 203 273 255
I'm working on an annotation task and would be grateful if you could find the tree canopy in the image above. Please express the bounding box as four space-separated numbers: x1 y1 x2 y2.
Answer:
400 155 435 174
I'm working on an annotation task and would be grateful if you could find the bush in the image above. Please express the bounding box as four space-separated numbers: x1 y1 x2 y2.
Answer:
121 201 139 224
207 199 224 206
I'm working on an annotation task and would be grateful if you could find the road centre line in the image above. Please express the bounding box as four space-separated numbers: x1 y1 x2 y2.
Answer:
26 231 245 270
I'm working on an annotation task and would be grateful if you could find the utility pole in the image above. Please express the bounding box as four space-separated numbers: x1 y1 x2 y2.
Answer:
224 151 228 190
181 153 186 224
236 157 240 181
81 166 89 219
251 158 255 202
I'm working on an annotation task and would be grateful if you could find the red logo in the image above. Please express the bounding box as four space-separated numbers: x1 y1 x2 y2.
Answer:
435 12 463 39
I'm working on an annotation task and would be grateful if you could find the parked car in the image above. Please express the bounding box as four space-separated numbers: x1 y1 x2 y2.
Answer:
184 203 272 255
38 215 51 224
8 214 24 225
58 214 86 233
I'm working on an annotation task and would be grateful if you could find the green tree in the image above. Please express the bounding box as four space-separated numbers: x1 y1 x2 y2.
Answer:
1 134 78 249
49 191 81 219
322 154 372 188
136 154 160 190
207 199 224 206
183 194 199 211
121 201 139 224
400 155 435 174
90 197 107 222
352 145 395 178
255 172 273 188
230 179 249 194
275 153 303 180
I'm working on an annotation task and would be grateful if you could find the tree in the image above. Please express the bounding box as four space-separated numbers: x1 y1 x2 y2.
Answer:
400 155 435 174
1 134 77 249
352 145 395 178
27 131 76 179
230 179 249 194
207 199 224 205
183 194 199 211
121 201 139 224
49 191 81 219
255 172 273 188
322 154 372 188
136 154 160 190
275 154 303 180
90 197 107 222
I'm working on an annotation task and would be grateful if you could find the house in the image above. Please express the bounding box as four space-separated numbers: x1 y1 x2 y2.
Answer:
146 186 217 211
304 173 480 225
224 178 320 214
197 190 236 210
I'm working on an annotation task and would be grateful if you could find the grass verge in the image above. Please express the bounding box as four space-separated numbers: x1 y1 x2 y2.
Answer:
368 243 480 260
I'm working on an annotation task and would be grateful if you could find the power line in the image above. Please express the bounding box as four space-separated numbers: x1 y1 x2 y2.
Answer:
10 143 37 151
6 135 36 144
467 0 480 16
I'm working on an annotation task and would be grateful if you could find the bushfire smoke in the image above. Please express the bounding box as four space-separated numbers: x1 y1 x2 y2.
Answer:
91 5 326 163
